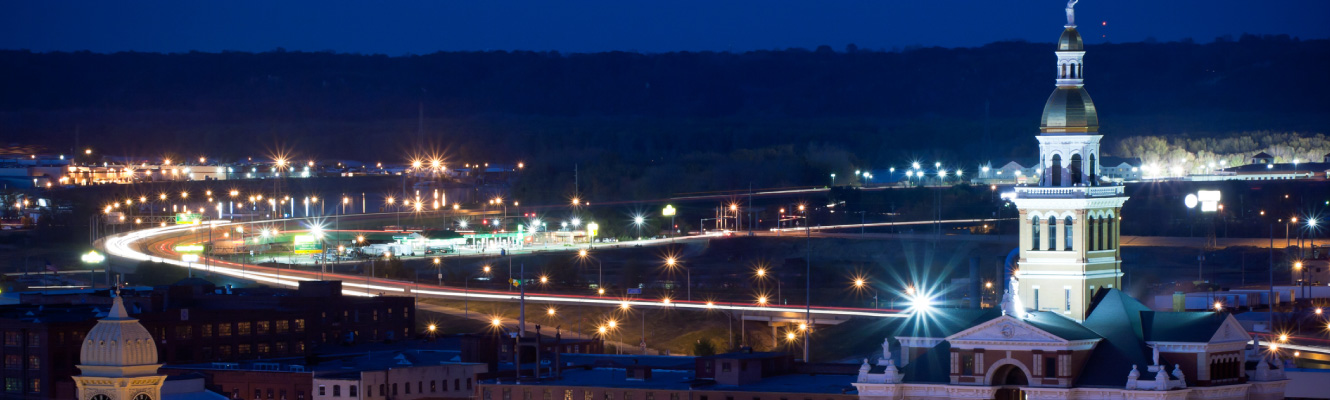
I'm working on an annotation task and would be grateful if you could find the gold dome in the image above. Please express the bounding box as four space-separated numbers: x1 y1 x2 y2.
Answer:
1040 86 1098 134
1058 27 1084 51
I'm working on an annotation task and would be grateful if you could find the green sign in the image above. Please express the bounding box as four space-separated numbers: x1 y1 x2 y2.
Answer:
175 213 202 225
293 235 323 254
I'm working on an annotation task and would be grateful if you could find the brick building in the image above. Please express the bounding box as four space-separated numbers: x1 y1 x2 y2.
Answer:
478 351 858 400
0 279 414 398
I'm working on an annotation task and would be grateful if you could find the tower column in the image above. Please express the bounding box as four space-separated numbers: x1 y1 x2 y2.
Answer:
1018 210 1031 252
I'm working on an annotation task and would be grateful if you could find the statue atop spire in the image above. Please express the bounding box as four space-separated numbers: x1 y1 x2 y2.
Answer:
1065 0 1079 26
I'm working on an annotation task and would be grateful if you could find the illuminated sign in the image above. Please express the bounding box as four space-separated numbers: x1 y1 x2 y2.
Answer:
662 205 677 216
1197 190 1221 212
293 235 323 254
174 244 205 253
175 213 202 225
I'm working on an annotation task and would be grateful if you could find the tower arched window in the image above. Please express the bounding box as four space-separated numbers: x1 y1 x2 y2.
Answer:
1106 215 1116 249
1069 154 1083 185
1061 63 1067 79
1064 216 1074 251
1049 155 1063 187
1086 216 1097 251
1089 154 1097 185
1031 216 1042 250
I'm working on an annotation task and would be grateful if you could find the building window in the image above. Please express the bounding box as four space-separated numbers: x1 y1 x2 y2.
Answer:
722 362 731 372
295 319 306 332
961 354 974 375
393 383 398 396
564 390 573 400
604 393 612 400
350 385 357 397
3 378 17 393
431 380 437 392
380 384 386 397
25 332 38 347
467 378 473 390
277 320 290 334
3 332 18 346
418 382 423 394
27 378 39 393
455 379 461 391
1065 289 1072 312
319 387 326 396
175 326 193 340
1045 357 1057 378
257 321 271 335
219 323 232 337
501 388 509 400
625 393 633 400
334 385 341 397
406 382 412 394
584 390 592 400
238 344 251 355
238 322 252 335
4 355 18 369
26 355 39 370
276 342 288 355
526 390 534 400
484 389 492 400
545 389 553 400
1064 216 1074 251
1033 289 1040 310
670 394 679 400
1031 216 1041 250
259 343 271 354
202 324 213 337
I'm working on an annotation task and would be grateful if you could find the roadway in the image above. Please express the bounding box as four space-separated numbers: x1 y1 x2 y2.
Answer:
98 214 1330 356
101 219 909 323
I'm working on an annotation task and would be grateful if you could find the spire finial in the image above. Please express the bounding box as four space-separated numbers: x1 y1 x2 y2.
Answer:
1065 0 1079 27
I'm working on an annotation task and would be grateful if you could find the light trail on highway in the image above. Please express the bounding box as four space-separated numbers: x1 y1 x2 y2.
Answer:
101 219 911 320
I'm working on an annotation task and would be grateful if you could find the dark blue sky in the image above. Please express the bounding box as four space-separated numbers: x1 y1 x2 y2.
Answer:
3 0 1326 54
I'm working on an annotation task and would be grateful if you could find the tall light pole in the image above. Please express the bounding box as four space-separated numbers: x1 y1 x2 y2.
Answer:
82 250 107 288
666 256 688 301
578 249 603 293
633 215 645 240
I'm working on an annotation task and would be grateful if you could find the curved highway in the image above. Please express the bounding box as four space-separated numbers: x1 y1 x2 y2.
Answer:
100 218 912 320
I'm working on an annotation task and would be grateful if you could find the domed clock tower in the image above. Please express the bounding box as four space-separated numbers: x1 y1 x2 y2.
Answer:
73 293 165 400
1011 0 1128 322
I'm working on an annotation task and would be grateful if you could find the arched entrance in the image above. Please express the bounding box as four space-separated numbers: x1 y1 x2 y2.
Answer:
992 364 1029 400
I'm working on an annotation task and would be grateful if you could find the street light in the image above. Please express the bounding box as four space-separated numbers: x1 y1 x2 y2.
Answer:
578 249 603 293
665 256 690 301
82 250 107 288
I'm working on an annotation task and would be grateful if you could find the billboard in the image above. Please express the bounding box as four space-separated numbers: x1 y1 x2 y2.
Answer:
293 235 323 254
175 213 202 225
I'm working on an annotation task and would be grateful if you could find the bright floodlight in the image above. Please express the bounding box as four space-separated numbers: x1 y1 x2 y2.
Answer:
491 318 502 327
908 290 936 314
547 308 556 316
571 218 581 227
634 216 645 225
428 324 437 332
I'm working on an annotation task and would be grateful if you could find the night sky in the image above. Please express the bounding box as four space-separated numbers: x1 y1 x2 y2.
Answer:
3 0 1327 54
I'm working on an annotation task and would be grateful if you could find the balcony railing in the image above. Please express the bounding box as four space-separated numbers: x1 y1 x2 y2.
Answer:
1015 185 1124 198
